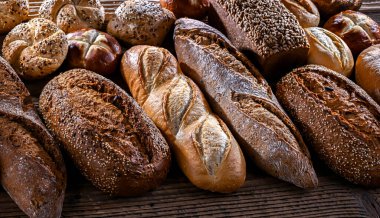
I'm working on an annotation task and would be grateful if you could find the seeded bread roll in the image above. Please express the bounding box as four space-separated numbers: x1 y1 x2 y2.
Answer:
276 65 380 187
0 0 29 35
39 69 171 196
208 0 309 79
0 56 66 218
39 0 105 33
1 18 68 79
121 45 246 193
324 10 380 57
174 18 318 189
107 0 175 46
280 0 320 28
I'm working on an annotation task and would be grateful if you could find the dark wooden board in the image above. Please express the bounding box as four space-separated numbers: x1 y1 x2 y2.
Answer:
1 0 380 217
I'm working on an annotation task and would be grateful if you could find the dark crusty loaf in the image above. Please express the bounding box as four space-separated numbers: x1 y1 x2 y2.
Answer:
208 0 309 79
0 56 66 218
39 69 171 196
121 45 246 193
276 65 380 187
174 18 318 189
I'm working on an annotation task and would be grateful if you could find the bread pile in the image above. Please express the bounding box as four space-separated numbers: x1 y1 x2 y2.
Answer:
0 0 379 216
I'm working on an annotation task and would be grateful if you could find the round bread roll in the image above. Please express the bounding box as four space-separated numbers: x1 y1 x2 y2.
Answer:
66 29 122 76
39 0 105 33
356 44 380 104
160 0 210 19
311 0 362 18
2 18 68 79
107 0 176 46
324 10 380 56
305 27 354 77
280 0 320 28
0 0 29 35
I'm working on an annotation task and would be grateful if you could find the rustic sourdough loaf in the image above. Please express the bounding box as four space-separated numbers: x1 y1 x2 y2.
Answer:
0 56 66 218
121 45 246 193
174 18 318 189
39 69 171 196
276 65 380 187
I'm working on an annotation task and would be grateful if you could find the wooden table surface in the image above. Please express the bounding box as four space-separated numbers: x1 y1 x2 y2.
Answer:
1 0 380 217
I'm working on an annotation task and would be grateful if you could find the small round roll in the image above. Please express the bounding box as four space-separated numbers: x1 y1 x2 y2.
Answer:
356 44 380 104
0 0 29 35
160 0 210 19
280 0 320 28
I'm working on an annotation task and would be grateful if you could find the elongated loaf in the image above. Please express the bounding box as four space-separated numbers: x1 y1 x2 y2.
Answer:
208 0 309 79
39 69 171 196
276 65 380 187
174 18 317 189
121 45 246 193
0 56 66 218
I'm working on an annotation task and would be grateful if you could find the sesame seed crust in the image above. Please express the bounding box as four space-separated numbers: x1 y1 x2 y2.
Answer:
0 0 29 34
276 65 380 187
39 69 171 196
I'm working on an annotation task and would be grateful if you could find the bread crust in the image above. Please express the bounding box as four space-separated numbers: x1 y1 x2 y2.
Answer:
39 69 171 196
0 0 29 35
174 18 318 189
121 45 246 193
276 65 380 187
0 56 66 218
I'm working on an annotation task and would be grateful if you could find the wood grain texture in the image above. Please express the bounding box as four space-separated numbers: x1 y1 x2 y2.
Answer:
0 0 380 217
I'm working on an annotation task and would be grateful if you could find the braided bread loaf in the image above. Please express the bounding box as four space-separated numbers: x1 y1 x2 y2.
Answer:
39 0 104 33
121 45 246 193
0 0 29 35
2 18 68 79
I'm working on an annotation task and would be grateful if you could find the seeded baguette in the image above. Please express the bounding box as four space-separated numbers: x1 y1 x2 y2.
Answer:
0 56 66 218
208 0 309 79
276 65 380 187
39 69 171 196
121 45 246 193
174 18 317 189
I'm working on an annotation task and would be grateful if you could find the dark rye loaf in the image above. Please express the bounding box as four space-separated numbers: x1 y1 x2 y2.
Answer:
174 18 317 189
39 69 171 196
0 56 66 218
276 65 380 187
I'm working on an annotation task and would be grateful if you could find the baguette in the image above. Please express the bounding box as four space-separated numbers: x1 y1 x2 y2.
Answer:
276 65 380 186
121 45 246 193
174 18 317 189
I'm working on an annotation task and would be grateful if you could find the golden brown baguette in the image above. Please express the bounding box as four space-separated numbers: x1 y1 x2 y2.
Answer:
121 45 246 193
174 18 317 189
276 65 380 187
0 56 66 218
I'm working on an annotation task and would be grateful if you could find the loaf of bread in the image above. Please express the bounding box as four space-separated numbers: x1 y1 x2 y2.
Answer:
66 28 122 76
311 0 362 18
280 0 320 28
107 0 175 46
2 18 68 80
276 65 380 187
174 18 318 189
160 0 209 19
356 44 380 104
121 45 246 193
324 10 380 56
0 56 66 217
0 0 29 35
39 69 171 196
208 0 309 79
39 0 105 33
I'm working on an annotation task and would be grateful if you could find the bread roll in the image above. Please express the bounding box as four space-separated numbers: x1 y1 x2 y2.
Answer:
0 0 29 35
280 0 320 28
121 45 246 193
305 27 354 77
66 28 122 76
0 56 66 217
276 65 380 187
39 69 171 196
356 44 380 104
160 0 210 19
208 0 309 79
324 10 380 56
174 18 318 189
107 0 175 46
311 0 361 18
39 0 105 33
2 18 68 80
